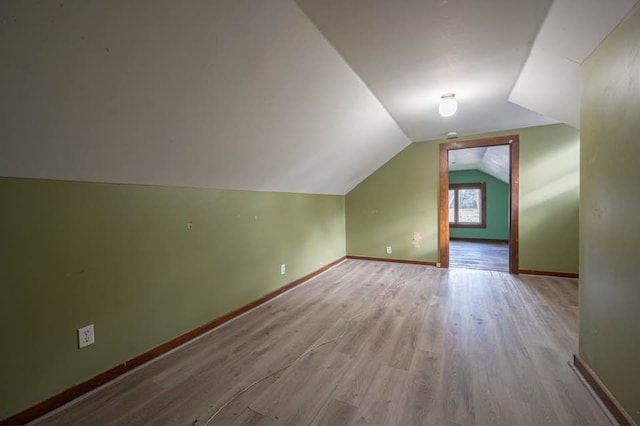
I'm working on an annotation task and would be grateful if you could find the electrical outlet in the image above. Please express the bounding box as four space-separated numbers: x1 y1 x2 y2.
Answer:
386 246 392 254
280 264 286 275
78 324 95 349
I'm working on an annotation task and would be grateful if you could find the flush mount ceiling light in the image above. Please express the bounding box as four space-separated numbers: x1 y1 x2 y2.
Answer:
438 93 457 117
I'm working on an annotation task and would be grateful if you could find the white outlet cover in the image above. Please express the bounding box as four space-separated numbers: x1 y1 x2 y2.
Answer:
386 246 392 254
78 324 95 349
280 264 286 274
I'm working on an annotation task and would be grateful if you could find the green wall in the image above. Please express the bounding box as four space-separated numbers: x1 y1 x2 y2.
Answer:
449 169 509 240
346 123 580 273
579 3 640 423
0 177 345 420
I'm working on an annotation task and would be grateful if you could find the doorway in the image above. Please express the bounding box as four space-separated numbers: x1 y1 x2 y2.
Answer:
438 135 519 273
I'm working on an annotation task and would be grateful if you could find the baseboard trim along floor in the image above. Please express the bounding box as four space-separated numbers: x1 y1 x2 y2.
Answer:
519 269 579 279
572 354 636 426
1 256 347 425
25 261 611 425
347 255 437 267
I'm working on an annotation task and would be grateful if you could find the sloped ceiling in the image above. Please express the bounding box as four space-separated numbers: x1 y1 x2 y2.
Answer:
449 146 510 184
294 0 558 141
0 0 637 195
509 0 638 128
0 0 409 195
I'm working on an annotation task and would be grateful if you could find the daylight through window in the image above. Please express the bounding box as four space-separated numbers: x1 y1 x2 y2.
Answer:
448 183 486 228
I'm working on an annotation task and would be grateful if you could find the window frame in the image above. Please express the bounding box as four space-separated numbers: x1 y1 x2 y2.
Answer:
448 182 487 228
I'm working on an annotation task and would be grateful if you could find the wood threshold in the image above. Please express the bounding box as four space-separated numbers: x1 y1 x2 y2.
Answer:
519 269 579 279
347 255 437 267
438 134 519 274
0 256 347 425
573 354 636 426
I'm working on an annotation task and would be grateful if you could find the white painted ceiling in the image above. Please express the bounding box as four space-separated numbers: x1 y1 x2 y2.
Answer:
510 0 638 128
449 146 510 184
294 0 559 141
0 0 409 195
0 0 637 194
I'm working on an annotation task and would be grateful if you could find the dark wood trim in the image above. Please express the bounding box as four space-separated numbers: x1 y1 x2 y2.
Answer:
519 269 579 279
573 354 635 426
439 145 450 268
442 135 518 150
450 237 509 244
509 137 520 275
347 255 437 267
439 134 519 273
0 256 347 425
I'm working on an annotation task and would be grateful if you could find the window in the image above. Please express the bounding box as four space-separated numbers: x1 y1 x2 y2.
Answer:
448 183 486 228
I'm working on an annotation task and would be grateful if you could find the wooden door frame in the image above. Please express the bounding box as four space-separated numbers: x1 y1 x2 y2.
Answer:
438 135 520 273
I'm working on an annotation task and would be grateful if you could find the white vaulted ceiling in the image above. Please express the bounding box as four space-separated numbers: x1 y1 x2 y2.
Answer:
509 0 638 128
294 0 559 141
0 0 637 194
449 146 510 184
0 0 410 195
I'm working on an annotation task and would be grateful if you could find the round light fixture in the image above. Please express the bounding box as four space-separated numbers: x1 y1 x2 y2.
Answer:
438 93 457 117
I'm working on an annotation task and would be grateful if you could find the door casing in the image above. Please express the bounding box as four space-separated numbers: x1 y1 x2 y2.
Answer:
438 135 519 273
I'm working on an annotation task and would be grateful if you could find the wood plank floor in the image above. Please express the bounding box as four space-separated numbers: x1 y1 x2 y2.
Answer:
32 260 609 426
449 240 509 272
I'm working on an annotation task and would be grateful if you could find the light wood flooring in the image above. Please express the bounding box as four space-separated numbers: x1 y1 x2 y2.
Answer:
33 260 609 426
449 240 509 272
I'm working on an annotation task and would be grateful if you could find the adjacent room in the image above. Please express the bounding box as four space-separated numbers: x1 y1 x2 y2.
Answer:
1 0 639 425
447 145 511 272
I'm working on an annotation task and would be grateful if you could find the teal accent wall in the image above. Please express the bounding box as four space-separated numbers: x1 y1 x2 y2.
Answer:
0 177 345 420
448 170 509 240
579 3 640 423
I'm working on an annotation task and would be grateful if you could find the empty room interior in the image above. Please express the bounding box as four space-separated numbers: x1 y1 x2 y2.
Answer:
2 1 640 425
